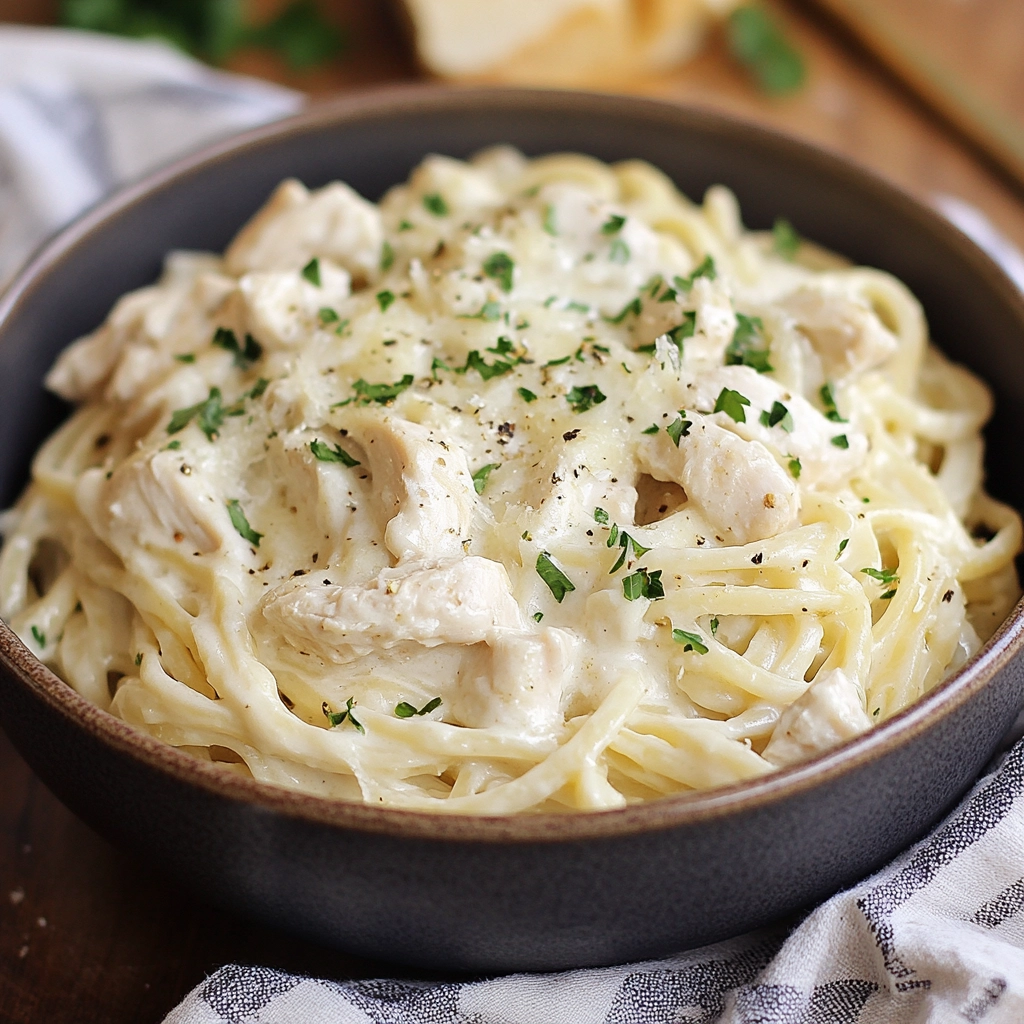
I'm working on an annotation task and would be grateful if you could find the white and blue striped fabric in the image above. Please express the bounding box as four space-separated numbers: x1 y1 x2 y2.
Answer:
4 27 1024 1024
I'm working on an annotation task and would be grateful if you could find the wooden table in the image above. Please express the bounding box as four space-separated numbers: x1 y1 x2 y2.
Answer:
2 2 1024 1020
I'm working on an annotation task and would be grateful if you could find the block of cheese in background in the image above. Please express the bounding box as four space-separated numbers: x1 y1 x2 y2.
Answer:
397 0 739 85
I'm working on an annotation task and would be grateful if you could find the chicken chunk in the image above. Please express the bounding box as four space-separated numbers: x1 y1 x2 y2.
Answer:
762 668 872 767
453 627 576 734
260 557 526 662
342 410 479 562
779 286 897 379
640 419 798 544
225 179 384 281
76 449 226 559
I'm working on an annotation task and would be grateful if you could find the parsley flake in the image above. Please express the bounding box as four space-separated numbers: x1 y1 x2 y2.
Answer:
226 499 262 547
377 290 395 312
213 327 262 368
862 566 899 585
623 567 664 601
726 313 772 372
318 307 339 324
788 456 802 479
601 214 626 234
310 439 360 467
423 193 448 216
380 240 395 272
566 385 607 414
672 628 708 654
349 374 415 405
301 257 321 286
820 383 846 422
604 297 642 324
395 697 442 718
674 255 716 292
459 300 501 322
472 463 500 494
609 238 631 264
532 611 544 622
593 508 610 525
518 387 538 403
759 400 793 431
831 434 850 449
323 697 364 733
642 424 660 435
168 388 225 439
727 5 806 95
610 532 651 574
666 414 692 446
174 353 195 363
836 538 849 560
543 204 558 235
536 552 575 602
714 387 751 423
710 616 719 635
31 625 45 648
773 217 800 260
483 251 515 292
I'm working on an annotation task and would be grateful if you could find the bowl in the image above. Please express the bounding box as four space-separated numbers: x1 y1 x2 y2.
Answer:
1 86 1023 973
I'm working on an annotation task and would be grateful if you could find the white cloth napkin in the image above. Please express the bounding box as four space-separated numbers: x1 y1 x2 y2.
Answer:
4 27 1024 1024
0 25 301 288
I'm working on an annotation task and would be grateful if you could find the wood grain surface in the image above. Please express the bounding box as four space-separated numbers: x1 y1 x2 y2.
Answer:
2 1 1024 1020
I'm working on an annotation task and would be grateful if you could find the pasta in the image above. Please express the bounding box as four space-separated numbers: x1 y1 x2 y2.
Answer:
1 147 1019 813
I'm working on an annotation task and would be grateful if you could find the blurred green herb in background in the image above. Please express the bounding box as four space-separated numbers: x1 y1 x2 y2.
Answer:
727 5 806 96
60 0 346 69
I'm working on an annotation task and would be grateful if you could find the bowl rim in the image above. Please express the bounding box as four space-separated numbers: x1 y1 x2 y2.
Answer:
2 83 1023 844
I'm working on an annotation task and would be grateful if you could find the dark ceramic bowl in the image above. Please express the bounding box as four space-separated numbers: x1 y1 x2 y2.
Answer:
1 87 1024 973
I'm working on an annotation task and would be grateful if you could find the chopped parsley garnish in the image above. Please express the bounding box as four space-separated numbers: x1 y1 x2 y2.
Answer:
460 350 514 380
773 217 800 259
168 388 225 439
226 499 262 547
343 374 415 405
601 214 626 234
395 697 442 718
543 204 558 235
666 312 697 356
471 463 500 494
725 314 772 372
213 327 262 369
310 439 360 467
301 257 321 286
483 251 515 292
820 383 846 422
593 507 610 524
836 538 849 559
623 567 664 602
398 219 413 231
545 355 571 367
604 297 642 324
566 300 590 314
431 357 451 379
164 440 181 451
376 290 395 312
642 424 660 435
31 625 45 648
714 387 751 423
533 611 544 622
831 434 850 449
323 697 364 733
759 400 793 431
610 532 651 574
710 616 719 635
788 456 802 479
666 414 692 446
880 590 897 601
381 240 395 272
318 307 339 324
674 255 717 292
672 628 708 654
609 238 630 264
135 652 143 666
566 385 607 414
459 300 502 322
536 551 575 602
517 387 538 403
423 193 448 216
174 353 195 363
862 566 899 585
